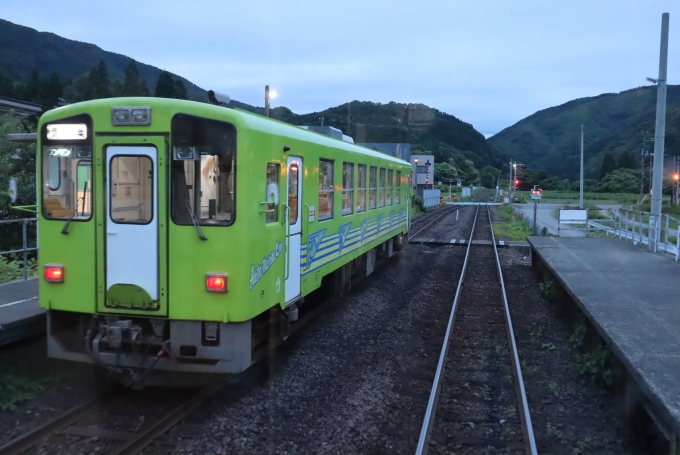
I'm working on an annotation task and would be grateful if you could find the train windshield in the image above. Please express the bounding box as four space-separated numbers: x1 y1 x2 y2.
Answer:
171 114 237 226
41 115 94 221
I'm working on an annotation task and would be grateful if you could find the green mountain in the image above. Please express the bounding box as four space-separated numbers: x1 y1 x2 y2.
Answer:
0 18 503 169
488 85 680 180
268 102 505 169
0 18 206 101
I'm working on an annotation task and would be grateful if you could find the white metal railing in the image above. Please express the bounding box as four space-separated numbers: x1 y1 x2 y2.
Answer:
586 208 680 260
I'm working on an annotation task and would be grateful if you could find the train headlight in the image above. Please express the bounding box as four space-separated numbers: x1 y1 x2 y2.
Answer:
44 264 64 283
111 106 151 126
206 273 228 293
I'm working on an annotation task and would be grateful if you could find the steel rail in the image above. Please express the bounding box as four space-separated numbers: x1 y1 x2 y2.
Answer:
415 204 479 455
409 205 462 239
0 393 108 455
111 384 220 455
487 206 538 455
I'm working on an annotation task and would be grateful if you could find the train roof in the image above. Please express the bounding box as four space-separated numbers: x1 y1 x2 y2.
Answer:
40 97 411 167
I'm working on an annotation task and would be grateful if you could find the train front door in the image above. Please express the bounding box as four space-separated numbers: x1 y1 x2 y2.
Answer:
285 156 302 304
104 145 161 313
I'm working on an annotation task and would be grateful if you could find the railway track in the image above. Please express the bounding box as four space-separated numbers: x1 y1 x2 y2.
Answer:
409 204 462 239
416 204 537 455
0 384 221 455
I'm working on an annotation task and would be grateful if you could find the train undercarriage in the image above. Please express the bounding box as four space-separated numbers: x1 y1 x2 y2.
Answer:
46 234 407 387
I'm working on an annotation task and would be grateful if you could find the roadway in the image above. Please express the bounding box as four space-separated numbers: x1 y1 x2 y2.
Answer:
512 202 621 236
0 278 43 345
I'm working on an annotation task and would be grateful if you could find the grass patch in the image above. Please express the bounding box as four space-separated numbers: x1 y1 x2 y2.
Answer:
493 206 533 240
0 374 45 411
0 256 37 284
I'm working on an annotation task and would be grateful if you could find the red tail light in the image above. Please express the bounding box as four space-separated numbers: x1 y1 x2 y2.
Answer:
206 273 228 293
44 265 64 283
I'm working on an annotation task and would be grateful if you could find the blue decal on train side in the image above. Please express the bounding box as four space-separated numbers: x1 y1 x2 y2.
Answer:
249 241 284 291
338 222 352 254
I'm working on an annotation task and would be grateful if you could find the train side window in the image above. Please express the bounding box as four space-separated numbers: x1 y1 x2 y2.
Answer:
387 169 393 206
265 163 279 223
319 159 334 221
342 162 354 216
288 164 299 225
171 114 236 226
357 164 367 212
379 168 386 208
369 166 377 210
396 171 401 204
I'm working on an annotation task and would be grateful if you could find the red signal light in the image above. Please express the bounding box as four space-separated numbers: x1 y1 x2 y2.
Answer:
206 273 228 293
44 265 64 283
514 179 519 185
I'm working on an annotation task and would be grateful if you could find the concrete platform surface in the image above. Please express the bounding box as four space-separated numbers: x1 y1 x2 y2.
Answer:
0 278 43 346
527 236 680 435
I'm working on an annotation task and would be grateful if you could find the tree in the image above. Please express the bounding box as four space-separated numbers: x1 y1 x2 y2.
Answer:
596 168 640 193
86 59 110 100
454 158 479 185
600 152 617 179
434 162 458 183
479 166 501 188
0 71 15 98
154 71 177 98
122 60 149 97
617 151 637 169
174 79 187 99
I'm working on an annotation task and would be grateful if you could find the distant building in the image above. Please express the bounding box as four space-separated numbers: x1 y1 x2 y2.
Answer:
356 143 411 162
410 154 435 197
0 96 41 116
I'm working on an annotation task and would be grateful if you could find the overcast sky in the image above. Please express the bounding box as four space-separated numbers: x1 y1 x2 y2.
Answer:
1 1 679 136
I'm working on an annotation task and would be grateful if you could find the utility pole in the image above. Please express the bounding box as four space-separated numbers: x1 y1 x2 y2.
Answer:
264 85 270 117
508 160 513 200
580 124 584 209
649 12 670 252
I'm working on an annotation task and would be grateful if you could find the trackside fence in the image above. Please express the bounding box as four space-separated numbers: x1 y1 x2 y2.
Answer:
586 208 680 260
423 189 441 209
0 218 38 280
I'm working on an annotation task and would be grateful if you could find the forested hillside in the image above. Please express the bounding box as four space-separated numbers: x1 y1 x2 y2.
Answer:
489 85 680 180
0 17 505 180
266 102 505 170
0 19 206 101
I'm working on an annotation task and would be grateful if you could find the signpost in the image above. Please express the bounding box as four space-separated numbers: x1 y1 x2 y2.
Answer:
531 186 543 235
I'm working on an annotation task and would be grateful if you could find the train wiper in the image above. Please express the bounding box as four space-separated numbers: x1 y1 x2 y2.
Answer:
62 181 87 235
186 198 208 241
61 208 78 235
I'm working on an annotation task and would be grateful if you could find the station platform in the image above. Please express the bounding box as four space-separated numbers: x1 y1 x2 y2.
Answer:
0 278 43 346
527 236 680 440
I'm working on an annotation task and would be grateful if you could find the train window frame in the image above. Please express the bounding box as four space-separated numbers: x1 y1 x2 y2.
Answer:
342 162 354 216
170 114 237 227
265 163 279 224
369 166 377 210
108 154 154 226
318 158 334 221
387 169 393 206
357 164 367 213
379 168 386 208
40 113 94 222
396 171 402 204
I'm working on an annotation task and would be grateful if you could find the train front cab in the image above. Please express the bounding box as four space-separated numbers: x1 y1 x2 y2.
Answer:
41 107 258 385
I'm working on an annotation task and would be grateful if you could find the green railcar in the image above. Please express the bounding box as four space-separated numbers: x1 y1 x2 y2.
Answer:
38 97 411 385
